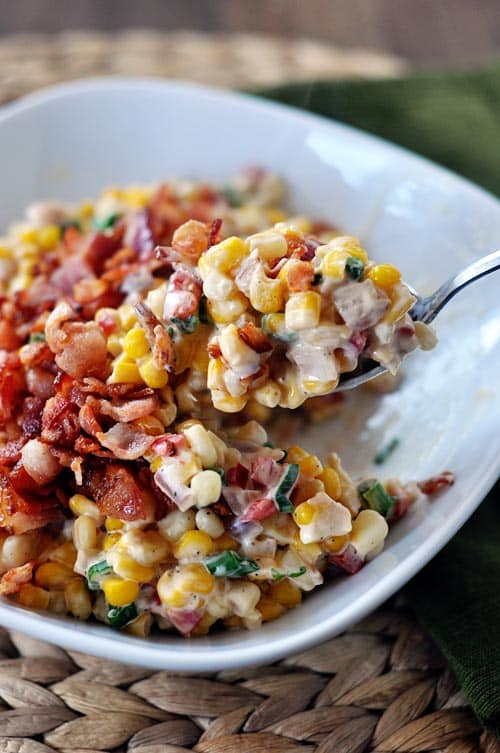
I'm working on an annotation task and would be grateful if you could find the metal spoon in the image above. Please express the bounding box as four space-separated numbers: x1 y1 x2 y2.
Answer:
337 248 500 391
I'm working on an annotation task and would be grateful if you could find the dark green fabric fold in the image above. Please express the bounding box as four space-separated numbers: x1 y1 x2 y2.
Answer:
258 66 500 737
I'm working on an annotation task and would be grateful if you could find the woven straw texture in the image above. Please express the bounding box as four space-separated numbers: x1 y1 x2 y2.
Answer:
0 29 492 753
0 29 407 104
0 606 498 753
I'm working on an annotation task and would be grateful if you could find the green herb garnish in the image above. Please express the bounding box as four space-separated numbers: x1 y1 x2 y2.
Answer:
271 566 306 581
211 466 227 485
263 441 275 449
204 550 259 578
29 332 46 343
222 186 242 208
261 314 298 343
273 463 300 513
170 315 199 334
87 560 113 591
92 213 121 231
374 437 400 465
107 603 138 629
345 256 364 281
358 479 395 518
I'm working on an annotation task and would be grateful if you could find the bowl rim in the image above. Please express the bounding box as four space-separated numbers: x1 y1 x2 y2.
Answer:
0 77 499 670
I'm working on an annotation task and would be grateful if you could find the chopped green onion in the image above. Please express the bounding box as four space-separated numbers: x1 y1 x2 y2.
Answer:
222 186 242 208
170 315 199 334
92 213 121 231
358 479 395 518
167 326 175 338
59 219 81 233
312 272 323 286
271 566 306 581
29 332 46 343
273 463 300 513
211 466 227 485
204 550 259 578
374 437 400 465
345 256 364 281
263 441 275 449
107 602 138 629
199 296 211 324
87 560 112 591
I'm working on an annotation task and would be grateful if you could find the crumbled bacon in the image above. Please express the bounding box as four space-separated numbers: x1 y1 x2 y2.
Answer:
208 218 223 247
163 267 203 321
0 561 34 595
21 397 45 439
96 423 156 461
134 301 175 371
0 467 62 533
87 393 159 423
418 471 455 495
237 322 272 354
81 461 148 521
0 320 22 351
41 395 80 447
226 463 249 488
240 497 276 522
286 260 315 292
329 544 364 574
152 433 187 457
0 353 25 423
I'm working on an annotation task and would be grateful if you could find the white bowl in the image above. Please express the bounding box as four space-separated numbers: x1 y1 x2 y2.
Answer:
1 79 499 671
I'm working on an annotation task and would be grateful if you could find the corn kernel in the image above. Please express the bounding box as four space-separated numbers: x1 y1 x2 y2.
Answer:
368 263 401 288
118 304 137 330
156 571 187 608
190 470 222 508
294 501 315 526
49 541 77 569
103 533 121 551
106 333 122 357
138 356 168 389
206 236 248 273
38 224 61 250
212 390 247 413
35 562 77 590
257 598 286 622
108 355 143 385
174 530 213 560
299 454 323 478
111 554 155 583
19 227 38 244
64 579 92 620
271 579 302 607
181 563 215 594
105 517 123 531
122 327 149 359
207 294 247 324
292 536 322 563
124 186 151 208
126 613 153 637
292 478 323 504
319 468 341 499
249 276 284 314
285 291 321 330
303 379 338 395
323 534 348 554
102 576 139 607
286 445 309 463
150 457 163 472
213 533 238 552
18 583 50 610
248 231 288 260
73 515 97 551
321 249 347 278
69 494 101 519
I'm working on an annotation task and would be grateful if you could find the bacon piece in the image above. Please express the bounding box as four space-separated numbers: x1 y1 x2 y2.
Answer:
41 395 80 447
329 544 364 574
78 403 102 437
134 302 175 371
88 393 159 423
21 439 61 486
251 456 283 488
0 320 22 351
237 322 272 354
286 260 315 292
50 255 93 296
25 367 56 401
0 468 62 533
172 219 212 263
418 471 455 496
124 210 155 260
240 497 276 522
152 433 187 457
21 397 44 439
208 218 223 247
163 267 203 321
82 462 148 521
0 439 24 466
226 463 249 488
207 342 221 359
166 608 202 636
0 353 25 423
45 301 109 379
0 562 34 596
83 229 124 274
96 423 156 461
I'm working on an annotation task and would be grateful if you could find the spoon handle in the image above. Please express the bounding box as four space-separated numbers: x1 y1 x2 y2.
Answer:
411 248 500 324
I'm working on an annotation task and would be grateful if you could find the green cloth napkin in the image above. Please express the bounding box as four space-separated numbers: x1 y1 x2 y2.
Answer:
259 66 500 737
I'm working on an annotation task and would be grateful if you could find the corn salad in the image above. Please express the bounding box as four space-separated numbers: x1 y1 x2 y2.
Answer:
0 168 451 636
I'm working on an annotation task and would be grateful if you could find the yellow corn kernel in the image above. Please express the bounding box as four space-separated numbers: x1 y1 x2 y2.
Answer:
213 533 238 552
368 263 401 289
103 533 121 551
382 285 416 325
303 379 338 396
157 573 188 609
127 613 153 637
124 185 151 208
64 579 92 620
0 244 13 259
206 236 248 273
174 530 213 560
299 454 323 478
35 562 76 591
212 390 247 413
292 536 322 563
181 563 215 594
106 333 122 357
69 494 101 519
271 579 302 608
207 294 247 324
122 327 149 359
294 501 315 526
286 445 309 464
262 312 286 337
79 200 94 218
105 518 123 531
118 304 138 330
285 291 321 330
248 231 288 260
38 224 61 250
102 576 139 607
150 457 163 473
321 249 347 278
323 534 348 554
292 478 323 505
19 227 38 244
138 356 169 389
268 209 287 224
319 467 341 499
108 355 143 385
249 277 284 314
257 597 286 622
17 583 50 610
49 541 77 569
112 554 155 583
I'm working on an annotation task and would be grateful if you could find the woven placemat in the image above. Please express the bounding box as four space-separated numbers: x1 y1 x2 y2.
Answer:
0 29 408 104
0 604 498 753
0 29 495 753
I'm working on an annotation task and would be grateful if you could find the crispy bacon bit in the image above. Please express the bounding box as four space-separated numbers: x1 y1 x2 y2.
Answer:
82 462 148 521
0 320 22 351
0 468 62 533
45 301 109 380
226 464 249 488
88 393 159 424
418 471 455 495
124 210 155 260
166 608 202 636
207 342 222 359
83 229 124 274
329 544 364 574
73 278 109 304
238 322 272 354
152 433 187 457
78 403 102 437
41 395 80 447
134 301 175 371
21 438 61 486
286 230 312 261
0 562 34 595
172 219 211 263
208 218 223 247
163 267 203 321
96 423 156 461
21 397 45 439
240 497 276 522
0 353 25 423
286 260 315 292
